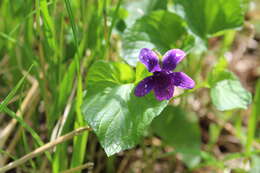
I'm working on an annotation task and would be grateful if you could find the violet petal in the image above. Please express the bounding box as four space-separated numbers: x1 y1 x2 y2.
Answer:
139 48 161 72
162 49 186 71
153 72 174 101
134 76 154 97
154 84 174 101
170 72 195 89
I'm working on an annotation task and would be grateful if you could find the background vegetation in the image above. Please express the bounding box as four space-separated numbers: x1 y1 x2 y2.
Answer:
0 0 260 172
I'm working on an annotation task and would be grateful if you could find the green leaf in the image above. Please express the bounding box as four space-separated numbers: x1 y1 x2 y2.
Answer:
174 0 245 39
152 106 201 168
210 80 252 111
121 10 194 66
208 58 252 111
208 57 237 86
87 61 135 85
124 0 167 26
135 62 152 84
250 155 260 173
81 61 168 156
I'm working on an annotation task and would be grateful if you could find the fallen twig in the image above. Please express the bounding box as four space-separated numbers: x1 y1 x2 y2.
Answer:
60 162 94 173
0 126 91 173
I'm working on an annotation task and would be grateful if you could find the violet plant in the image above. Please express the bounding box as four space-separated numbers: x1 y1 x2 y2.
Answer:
0 0 257 172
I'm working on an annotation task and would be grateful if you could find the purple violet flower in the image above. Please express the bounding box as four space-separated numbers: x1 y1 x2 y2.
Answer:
134 48 195 101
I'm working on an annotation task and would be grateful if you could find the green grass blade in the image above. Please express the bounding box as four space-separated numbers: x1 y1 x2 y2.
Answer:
0 64 34 112
39 0 58 60
22 130 37 170
0 148 17 161
64 0 79 49
2 106 52 161
70 78 88 171
108 0 123 39
64 0 81 75
64 0 88 171
246 79 260 154
0 32 16 43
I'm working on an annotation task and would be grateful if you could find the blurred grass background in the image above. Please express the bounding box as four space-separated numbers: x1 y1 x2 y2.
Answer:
0 0 260 172
0 0 103 172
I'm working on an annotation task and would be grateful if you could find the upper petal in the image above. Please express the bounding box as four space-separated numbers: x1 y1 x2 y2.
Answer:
170 72 195 89
134 76 155 97
139 48 161 72
162 49 186 71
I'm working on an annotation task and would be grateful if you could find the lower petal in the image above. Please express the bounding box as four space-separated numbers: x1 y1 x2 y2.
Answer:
154 84 174 101
170 72 195 89
134 76 154 97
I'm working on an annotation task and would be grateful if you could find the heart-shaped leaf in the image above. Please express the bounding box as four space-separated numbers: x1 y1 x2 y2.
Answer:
82 61 168 156
121 10 194 66
174 0 245 39
208 58 252 111
123 0 167 26
211 80 252 111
